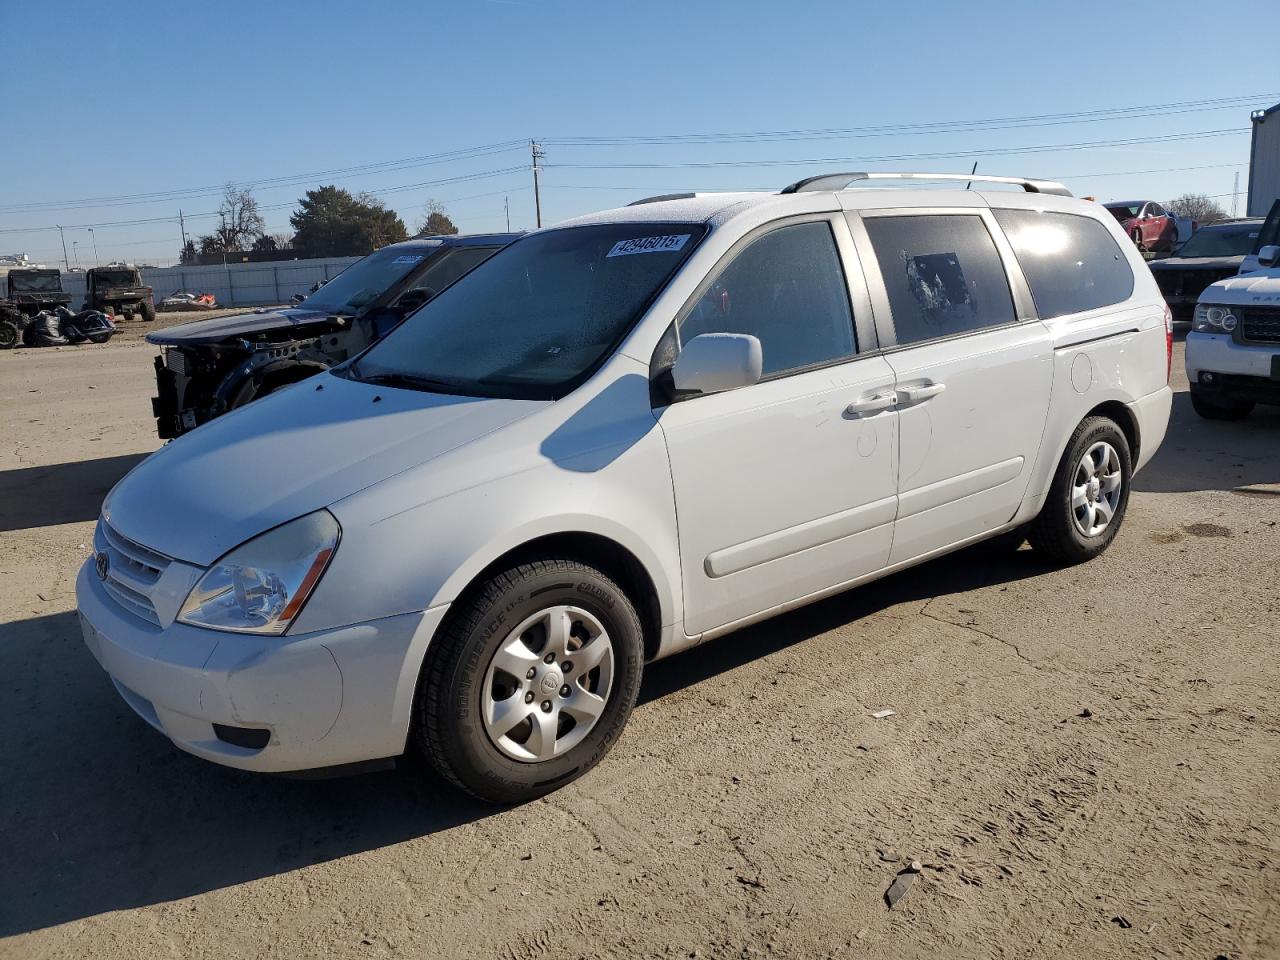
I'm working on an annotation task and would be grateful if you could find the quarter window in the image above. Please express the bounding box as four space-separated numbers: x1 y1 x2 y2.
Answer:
678 221 855 377
863 214 1016 346
993 209 1135 319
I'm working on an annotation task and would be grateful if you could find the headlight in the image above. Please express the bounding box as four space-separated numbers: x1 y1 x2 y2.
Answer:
1193 303 1238 333
178 511 340 635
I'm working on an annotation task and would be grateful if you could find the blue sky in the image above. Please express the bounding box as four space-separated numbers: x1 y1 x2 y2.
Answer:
2 0 1276 266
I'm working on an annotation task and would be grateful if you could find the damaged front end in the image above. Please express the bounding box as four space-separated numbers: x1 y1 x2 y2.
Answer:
152 315 365 439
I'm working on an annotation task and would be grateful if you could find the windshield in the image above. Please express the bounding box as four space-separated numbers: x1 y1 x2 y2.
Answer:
1172 224 1260 258
348 222 705 399
93 270 139 286
302 245 439 314
8 270 61 293
1105 204 1142 220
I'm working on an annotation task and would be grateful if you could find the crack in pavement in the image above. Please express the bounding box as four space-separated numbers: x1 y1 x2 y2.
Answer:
918 597 1039 667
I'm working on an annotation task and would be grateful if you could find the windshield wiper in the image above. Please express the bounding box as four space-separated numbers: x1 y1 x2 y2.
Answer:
358 372 464 393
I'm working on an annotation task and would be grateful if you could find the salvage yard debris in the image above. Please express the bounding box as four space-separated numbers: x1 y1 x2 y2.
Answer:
885 861 923 910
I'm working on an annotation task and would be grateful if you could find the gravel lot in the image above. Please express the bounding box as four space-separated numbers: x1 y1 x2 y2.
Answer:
1 326 1277 960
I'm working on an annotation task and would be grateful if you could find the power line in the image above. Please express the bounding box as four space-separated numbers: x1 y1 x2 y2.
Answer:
0 167 531 235
546 127 1248 172
544 93 1277 147
0 140 528 215
5 91 1272 216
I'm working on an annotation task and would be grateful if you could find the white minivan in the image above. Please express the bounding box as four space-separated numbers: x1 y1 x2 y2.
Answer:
77 172 1173 802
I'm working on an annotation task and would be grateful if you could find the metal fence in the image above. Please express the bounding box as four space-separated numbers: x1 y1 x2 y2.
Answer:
4 256 362 308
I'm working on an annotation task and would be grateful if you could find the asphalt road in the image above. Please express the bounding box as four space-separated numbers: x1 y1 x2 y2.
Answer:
1 329 1277 960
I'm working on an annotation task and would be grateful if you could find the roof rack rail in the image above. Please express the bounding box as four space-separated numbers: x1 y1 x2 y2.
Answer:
780 172 1072 197
627 192 700 206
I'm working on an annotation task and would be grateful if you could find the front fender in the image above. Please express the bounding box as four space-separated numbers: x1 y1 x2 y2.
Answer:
291 377 682 639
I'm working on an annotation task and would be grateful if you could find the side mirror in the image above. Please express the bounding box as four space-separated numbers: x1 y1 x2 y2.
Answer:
1258 244 1280 268
291 293 306 304
671 333 762 395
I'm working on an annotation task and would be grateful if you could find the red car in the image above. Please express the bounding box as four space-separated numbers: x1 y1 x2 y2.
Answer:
1104 200 1180 253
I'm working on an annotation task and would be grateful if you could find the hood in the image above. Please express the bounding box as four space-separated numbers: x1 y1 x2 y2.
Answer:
146 306 339 346
1199 269 1280 305
1150 255 1245 272
103 372 547 565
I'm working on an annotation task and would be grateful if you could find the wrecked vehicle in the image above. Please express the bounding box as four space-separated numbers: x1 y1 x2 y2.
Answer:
84 265 156 322
159 291 218 311
147 233 518 438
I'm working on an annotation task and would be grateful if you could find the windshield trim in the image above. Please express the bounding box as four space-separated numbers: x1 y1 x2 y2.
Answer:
339 221 709 402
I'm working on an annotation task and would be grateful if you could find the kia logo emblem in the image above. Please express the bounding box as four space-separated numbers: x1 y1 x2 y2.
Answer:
95 551 110 581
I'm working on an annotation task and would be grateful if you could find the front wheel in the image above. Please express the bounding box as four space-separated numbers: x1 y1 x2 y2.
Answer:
1190 385 1253 421
0 318 19 350
141 300 156 322
414 557 645 803
1028 417 1132 564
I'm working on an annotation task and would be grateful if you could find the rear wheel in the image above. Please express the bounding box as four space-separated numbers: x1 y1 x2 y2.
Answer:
0 318 19 350
1028 417 1132 565
414 557 644 804
1190 385 1253 421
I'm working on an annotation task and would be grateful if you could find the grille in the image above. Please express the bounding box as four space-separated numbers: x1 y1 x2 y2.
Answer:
1154 268 1235 300
96 520 172 626
164 348 193 377
1238 307 1280 344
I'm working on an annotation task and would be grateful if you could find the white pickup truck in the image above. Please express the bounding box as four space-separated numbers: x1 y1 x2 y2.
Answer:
1186 243 1280 419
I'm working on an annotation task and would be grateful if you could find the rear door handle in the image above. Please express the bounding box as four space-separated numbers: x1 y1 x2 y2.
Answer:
845 392 896 416
896 382 946 406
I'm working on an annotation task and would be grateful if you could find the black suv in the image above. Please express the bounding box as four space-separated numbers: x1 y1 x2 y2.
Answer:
148 233 518 438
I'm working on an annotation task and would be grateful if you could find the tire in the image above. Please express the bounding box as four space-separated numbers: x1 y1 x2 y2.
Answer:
1028 416 1132 565
1190 385 1253 421
0 319 18 350
141 300 156 322
414 557 645 804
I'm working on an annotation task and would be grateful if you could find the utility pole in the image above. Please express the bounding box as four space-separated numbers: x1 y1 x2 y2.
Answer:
531 140 544 229
88 227 99 266
72 241 81 268
178 209 189 253
1232 172 1241 217
504 195 510 231
56 225 69 269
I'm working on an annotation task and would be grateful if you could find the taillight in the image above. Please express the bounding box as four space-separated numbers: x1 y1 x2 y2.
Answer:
1164 304 1173 384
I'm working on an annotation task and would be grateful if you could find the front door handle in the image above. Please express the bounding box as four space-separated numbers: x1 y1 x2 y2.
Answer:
896 382 946 405
845 393 896 416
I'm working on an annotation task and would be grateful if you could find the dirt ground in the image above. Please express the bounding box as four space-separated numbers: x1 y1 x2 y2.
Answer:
1 324 1277 960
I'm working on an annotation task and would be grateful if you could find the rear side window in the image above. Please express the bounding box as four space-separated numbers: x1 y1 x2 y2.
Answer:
863 214 1016 346
678 221 855 377
993 209 1134 319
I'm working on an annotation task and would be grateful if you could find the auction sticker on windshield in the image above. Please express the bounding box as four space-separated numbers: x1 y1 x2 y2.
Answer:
606 235 691 258
392 255 425 265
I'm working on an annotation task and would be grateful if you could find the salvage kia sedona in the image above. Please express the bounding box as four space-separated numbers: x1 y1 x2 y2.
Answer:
78 172 1173 803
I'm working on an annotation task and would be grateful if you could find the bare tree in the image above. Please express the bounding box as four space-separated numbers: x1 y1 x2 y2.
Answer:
216 182 267 250
416 199 459 236
270 232 294 250
1165 193 1229 225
